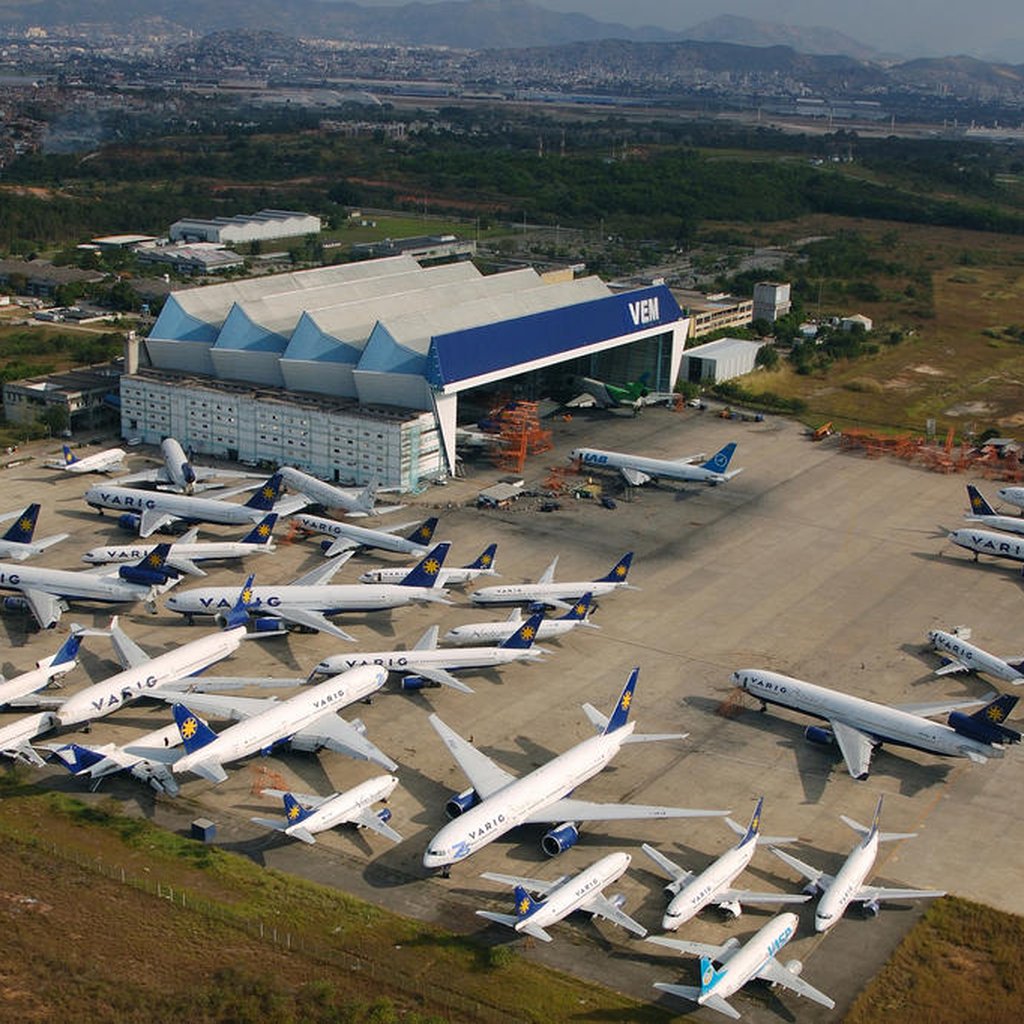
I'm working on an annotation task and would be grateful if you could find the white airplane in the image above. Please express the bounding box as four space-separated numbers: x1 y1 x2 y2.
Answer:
732 668 1021 779
309 612 547 694
770 795 946 932
278 466 384 517
292 512 439 558
251 775 402 845
470 553 635 611
165 542 453 641
0 627 83 708
422 668 729 874
568 442 742 487
0 543 182 630
927 626 1024 685
80 514 278 577
45 720 188 795
83 472 307 538
963 485 1024 535
443 592 597 646
0 504 69 561
0 711 59 765
47 443 126 474
129 663 396 782
358 543 498 586
947 527 1024 566
647 911 835 1019
642 797 810 931
476 851 646 942
997 484 1024 513
53 581 254 727
119 437 262 494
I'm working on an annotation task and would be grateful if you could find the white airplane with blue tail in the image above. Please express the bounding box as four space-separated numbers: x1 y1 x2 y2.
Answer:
0 504 69 561
568 442 742 487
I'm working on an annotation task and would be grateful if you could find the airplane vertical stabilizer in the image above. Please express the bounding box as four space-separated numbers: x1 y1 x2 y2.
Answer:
604 667 640 734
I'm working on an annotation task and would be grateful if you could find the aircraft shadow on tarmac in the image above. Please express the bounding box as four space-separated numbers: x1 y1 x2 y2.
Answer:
684 694 954 801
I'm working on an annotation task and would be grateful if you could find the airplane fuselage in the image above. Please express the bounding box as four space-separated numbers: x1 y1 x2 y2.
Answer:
422 726 635 868
814 836 877 932
56 626 246 726
84 485 269 530
471 580 621 606
664 842 755 930
0 657 77 708
518 852 631 933
0 561 156 605
701 913 799 1004
293 514 429 556
279 467 373 516
359 566 494 586
928 629 1023 684
443 617 583 646
997 486 1024 511
53 448 126 473
948 528 1024 564
732 668 1002 764
313 644 542 678
569 447 721 484
82 540 273 566
174 665 386 776
964 511 1024 536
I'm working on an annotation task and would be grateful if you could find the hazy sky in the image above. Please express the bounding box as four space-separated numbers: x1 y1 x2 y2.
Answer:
354 0 1024 62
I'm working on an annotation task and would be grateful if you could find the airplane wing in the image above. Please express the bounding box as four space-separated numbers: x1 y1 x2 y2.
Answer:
523 798 729 824
769 847 833 891
829 718 876 779
428 713 516 798
934 660 969 676
713 887 810 907
581 893 647 936
155 691 279 721
290 714 397 771
139 509 178 537
408 666 475 694
641 843 694 887
646 934 732 961
291 554 353 586
355 806 403 843
166 556 205 577
20 587 66 630
259 788 329 807
856 884 946 902
324 536 359 557
256 606 357 642
620 467 652 487
756 957 835 1009
894 697 988 716
479 870 565 895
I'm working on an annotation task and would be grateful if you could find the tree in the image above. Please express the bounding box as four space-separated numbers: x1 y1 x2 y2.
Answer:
38 405 69 435
755 345 780 370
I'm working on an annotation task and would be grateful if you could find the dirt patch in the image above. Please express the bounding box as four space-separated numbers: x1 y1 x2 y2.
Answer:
912 364 946 376
945 401 997 416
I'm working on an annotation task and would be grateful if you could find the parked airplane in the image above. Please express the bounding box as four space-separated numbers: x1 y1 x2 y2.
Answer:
647 912 835 1019
278 466 384 517
83 472 307 538
996 484 1024 513
358 543 498 586
119 437 261 494
927 626 1024 685
47 444 126 474
0 504 69 561
947 527 1024 565
80 514 278 576
642 797 809 931
0 628 83 708
422 668 729 874
292 512 439 558
566 375 675 411
53 580 254 726
309 613 547 694
732 667 1021 778
476 851 646 942
251 775 402 845
46 720 187 795
568 442 742 487
470 553 635 611
770 796 945 932
130 664 396 782
165 543 453 641
963 485 1024 536
443 592 597 646
0 543 182 629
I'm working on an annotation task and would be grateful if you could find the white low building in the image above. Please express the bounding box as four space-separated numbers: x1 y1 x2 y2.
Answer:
169 209 321 245
680 337 765 384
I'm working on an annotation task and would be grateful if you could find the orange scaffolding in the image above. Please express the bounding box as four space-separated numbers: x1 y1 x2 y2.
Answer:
489 401 552 475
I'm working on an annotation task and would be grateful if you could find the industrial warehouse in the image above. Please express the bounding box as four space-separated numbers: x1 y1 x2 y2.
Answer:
122 255 691 489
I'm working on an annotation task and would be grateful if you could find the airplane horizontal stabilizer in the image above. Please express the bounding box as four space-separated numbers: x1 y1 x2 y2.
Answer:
250 815 288 833
475 910 520 930
289 825 317 845
191 759 229 784
653 984 724 1014
640 843 692 887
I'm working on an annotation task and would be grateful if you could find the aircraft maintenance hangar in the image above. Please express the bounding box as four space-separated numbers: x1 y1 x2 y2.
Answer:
121 255 691 489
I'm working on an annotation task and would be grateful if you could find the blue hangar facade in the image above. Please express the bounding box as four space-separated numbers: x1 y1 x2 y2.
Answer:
122 255 691 491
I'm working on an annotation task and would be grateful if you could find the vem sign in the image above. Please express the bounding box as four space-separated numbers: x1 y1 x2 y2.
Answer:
627 297 660 327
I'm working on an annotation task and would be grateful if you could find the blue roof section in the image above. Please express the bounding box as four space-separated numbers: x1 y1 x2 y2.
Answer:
426 285 682 388
213 305 290 353
282 312 363 364
358 323 428 376
148 296 220 344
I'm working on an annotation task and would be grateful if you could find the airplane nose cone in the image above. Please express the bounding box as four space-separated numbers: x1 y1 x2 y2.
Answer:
662 913 683 931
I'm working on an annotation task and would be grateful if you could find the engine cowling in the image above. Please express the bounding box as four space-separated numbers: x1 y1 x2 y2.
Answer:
400 676 442 691
319 540 335 554
863 899 881 917
785 959 803 977
541 822 580 857
118 565 175 586
2 596 29 612
117 513 142 532
445 787 479 819
804 725 835 747
249 617 287 634
720 900 743 919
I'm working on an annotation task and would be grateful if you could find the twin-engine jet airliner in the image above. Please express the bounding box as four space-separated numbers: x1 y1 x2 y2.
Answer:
470 553 634 610
48 444 126 474
927 626 1024 685
292 512 439 558
568 442 742 487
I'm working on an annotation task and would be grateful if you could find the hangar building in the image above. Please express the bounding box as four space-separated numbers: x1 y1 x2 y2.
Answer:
169 209 321 245
123 256 691 490
681 336 765 384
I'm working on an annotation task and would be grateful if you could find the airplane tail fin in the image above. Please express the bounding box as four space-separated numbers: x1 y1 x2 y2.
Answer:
513 884 542 920
49 743 107 774
739 795 764 846
1 504 40 543
244 473 283 511
240 513 277 546
603 667 640 734
866 794 884 843
949 693 1022 746
357 475 380 514
966 484 996 517
698 956 729 999
406 517 439 545
117 542 179 585
398 542 451 588
596 551 633 584
281 792 314 827
61 445 79 466
465 543 497 572
558 591 595 623
499 612 543 650
702 442 737 473
222 574 256 630
172 703 218 754
46 628 84 670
